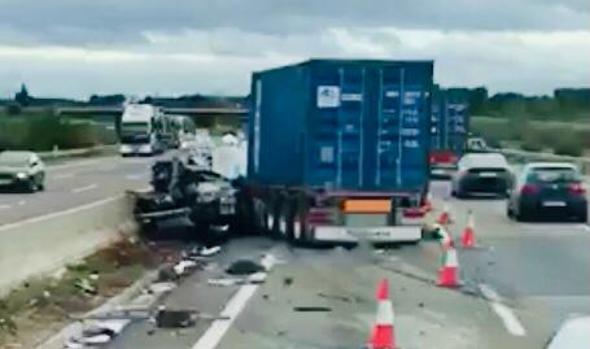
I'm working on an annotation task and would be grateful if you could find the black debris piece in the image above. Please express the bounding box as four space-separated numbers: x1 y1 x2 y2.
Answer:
262 294 269 300
283 277 293 287
418 302 424 308
225 260 265 275
155 309 195 328
293 306 332 312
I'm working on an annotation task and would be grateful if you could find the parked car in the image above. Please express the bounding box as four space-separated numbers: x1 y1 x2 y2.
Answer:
507 162 587 222
451 153 513 198
0 151 45 192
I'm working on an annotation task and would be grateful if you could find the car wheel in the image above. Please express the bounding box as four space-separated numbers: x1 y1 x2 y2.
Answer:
506 204 514 219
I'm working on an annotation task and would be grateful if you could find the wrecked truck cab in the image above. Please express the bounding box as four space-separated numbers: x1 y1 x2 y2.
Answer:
132 156 245 241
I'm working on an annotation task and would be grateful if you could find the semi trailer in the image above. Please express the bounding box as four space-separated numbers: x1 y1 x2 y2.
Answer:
242 59 434 245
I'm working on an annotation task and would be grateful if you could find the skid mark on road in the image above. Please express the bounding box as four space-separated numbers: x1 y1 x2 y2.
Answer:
191 253 278 349
71 183 98 194
479 284 526 337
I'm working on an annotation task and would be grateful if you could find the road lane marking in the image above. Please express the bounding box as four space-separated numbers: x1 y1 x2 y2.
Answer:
0 195 123 231
17 200 26 206
479 284 526 337
0 204 11 210
191 253 277 349
125 173 147 181
582 225 590 232
71 184 98 194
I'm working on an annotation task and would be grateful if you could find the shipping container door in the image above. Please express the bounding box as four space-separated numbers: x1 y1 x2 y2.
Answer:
446 103 467 153
376 66 429 189
309 66 366 190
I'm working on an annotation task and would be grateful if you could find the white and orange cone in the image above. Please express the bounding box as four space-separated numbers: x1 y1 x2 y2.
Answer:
437 247 460 288
366 278 396 349
423 192 433 213
436 202 452 225
439 227 454 251
460 210 476 249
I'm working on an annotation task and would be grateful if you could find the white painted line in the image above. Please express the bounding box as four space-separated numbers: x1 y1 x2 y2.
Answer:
125 173 146 181
582 225 590 232
53 173 75 180
191 253 277 349
0 194 123 231
17 200 26 206
479 284 526 337
0 204 11 210
71 183 98 194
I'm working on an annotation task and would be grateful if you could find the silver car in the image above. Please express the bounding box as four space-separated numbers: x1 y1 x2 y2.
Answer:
451 153 514 198
0 151 46 192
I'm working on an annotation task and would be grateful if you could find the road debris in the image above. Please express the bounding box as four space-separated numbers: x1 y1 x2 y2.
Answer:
283 277 293 286
146 282 176 295
64 320 126 348
225 259 265 275
155 309 195 328
74 278 97 296
293 306 332 312
173 260 198 276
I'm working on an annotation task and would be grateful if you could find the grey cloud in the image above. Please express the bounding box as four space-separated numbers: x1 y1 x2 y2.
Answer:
0 0 587 46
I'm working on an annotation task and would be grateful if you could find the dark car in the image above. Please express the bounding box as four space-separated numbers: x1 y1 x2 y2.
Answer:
0 151 46 192
451 153 513 198
507 162 587 222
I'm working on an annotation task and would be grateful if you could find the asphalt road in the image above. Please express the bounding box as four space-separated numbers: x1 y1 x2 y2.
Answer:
0 154 156 226
94 178 590 349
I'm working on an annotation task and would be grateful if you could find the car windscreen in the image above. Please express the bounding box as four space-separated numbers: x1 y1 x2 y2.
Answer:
527 167 580 183
0 153 29 167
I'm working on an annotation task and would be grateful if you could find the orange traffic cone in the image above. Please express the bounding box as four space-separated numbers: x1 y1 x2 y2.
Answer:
439 227 454 251
437 247 460 288
461 210 476 249
436 202 452 225
366 278 396 349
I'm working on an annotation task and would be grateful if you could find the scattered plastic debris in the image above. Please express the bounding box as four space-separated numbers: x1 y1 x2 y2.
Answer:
147 282 176 294
64 320 126 348
283 277 293 286
173 260 198 276
74 278 97 296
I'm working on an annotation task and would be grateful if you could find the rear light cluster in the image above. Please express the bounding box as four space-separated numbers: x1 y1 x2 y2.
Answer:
568 183 586 196
306 209 334 224
403 207 426 218
520 184 539 195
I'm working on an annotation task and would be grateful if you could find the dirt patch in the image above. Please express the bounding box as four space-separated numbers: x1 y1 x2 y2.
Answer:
0 237 172 349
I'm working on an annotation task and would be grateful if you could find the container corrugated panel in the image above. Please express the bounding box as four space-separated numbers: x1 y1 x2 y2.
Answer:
248 59 434 193
431 88 470 154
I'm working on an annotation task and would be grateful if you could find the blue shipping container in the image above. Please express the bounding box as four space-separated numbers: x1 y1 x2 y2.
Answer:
430 87 470 154
248 59 434 194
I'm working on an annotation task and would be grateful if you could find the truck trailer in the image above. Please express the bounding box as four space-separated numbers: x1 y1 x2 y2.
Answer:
244 59 434 245
429 87 470 179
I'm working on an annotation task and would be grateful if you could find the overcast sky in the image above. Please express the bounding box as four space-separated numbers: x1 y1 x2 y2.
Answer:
0 0 588 99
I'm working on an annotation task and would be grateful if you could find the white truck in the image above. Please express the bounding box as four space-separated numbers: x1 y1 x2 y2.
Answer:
119 104 167 156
